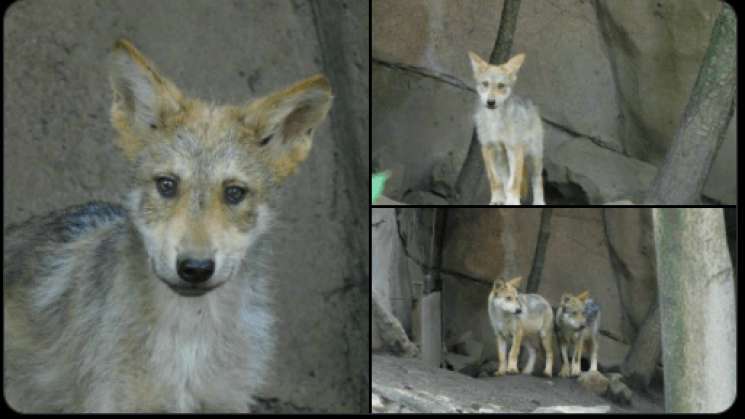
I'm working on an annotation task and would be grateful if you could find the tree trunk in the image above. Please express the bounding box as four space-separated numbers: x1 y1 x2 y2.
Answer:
453 0 522 204
620 301 661 391
653 208 736 412
526 208 552 293
644 4 736 204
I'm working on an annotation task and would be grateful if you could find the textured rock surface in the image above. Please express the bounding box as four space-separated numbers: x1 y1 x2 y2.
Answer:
578 370 610 396
545 138 658 204
372 0 735 204
373 354 663 413
441 209 630 360
4 0 368 412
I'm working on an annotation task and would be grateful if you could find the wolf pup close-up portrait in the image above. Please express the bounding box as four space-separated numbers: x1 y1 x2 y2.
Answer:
4 1 369 414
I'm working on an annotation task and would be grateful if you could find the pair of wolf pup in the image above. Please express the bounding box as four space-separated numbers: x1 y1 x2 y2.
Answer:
487 277 600 378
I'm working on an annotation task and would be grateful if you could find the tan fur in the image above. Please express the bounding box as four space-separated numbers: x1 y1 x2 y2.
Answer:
4 38 333 413
468 51 544 205
556 291 600 378
488 276 554 377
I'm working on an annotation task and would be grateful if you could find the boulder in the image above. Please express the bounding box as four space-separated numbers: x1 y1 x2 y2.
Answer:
545 138 657 204
578 370 610 396
444 352 481 378
607 373 633 406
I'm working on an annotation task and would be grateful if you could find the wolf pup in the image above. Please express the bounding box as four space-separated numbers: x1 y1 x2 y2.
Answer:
487 276 554 377
468 51 545 206
555 291 601 377
4 39 332 413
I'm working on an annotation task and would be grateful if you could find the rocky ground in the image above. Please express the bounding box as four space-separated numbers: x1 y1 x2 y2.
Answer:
372 355 664 413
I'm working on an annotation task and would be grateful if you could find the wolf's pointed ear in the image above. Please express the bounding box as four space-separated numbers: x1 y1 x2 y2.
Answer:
502 53 526 74
242 74 332 182
560 293 572 305
493 279 505 290
507 276 523 288
576 290 590 302
468 51 489 75
109 39 185 158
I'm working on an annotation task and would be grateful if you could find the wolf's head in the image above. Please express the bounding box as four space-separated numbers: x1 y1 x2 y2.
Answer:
468 51 525 110
558 291 590 330
490 276 523 314
109 39 332 296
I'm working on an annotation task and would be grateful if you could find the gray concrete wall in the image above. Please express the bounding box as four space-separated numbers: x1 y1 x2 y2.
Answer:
4 0 368 413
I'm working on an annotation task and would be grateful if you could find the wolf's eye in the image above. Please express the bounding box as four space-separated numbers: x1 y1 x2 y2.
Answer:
497 83 505 89
155 177 178 198
224 186 248 205
482 81 488 87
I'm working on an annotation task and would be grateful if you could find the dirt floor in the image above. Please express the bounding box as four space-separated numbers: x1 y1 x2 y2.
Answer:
373 355 664 413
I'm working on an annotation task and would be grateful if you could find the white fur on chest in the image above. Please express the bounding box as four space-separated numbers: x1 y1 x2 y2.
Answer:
473 98 543 153
146 279 274 412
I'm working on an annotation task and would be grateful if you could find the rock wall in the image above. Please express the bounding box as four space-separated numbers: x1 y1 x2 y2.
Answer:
4 0 369 412
440 208 652 369
372 0 735 204
372 208 659 373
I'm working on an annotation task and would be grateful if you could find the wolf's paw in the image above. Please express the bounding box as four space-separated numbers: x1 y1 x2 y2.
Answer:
506 366 519 375
559 366 571 378
521 368 534 375
571 367 582 377
543 369 553 378
494 369 507 377
532 199 546 205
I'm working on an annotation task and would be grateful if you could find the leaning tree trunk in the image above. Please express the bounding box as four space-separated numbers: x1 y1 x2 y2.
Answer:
653 208 736 412
644 4 736 204
453 0 521 204
620 300 661 391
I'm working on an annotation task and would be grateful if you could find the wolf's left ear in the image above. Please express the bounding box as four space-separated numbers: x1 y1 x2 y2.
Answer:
244 74 332 182
502 53 526 74
109 39 185 159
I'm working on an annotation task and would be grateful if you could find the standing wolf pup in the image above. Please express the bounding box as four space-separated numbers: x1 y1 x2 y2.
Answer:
555 291 601 377
4 39 332 413
468 51 545 206
487 277 554 377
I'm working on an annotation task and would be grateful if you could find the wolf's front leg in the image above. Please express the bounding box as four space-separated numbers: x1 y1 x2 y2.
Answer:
559 342 571 377
504 144 524 205
541 333 553 377
589 336 598 372
530 153 545 205
481 144 505 205
507 327 523 374
495 335 508 376
571 338 583 376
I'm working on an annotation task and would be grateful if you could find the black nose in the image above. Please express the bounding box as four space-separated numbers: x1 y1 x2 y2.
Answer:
515 308 522 314
177 258 215 283
487 100 496 108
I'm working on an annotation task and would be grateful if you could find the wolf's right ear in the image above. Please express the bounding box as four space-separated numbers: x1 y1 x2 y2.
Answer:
109 39 185 159
468 51 489 75
493 279 505 290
